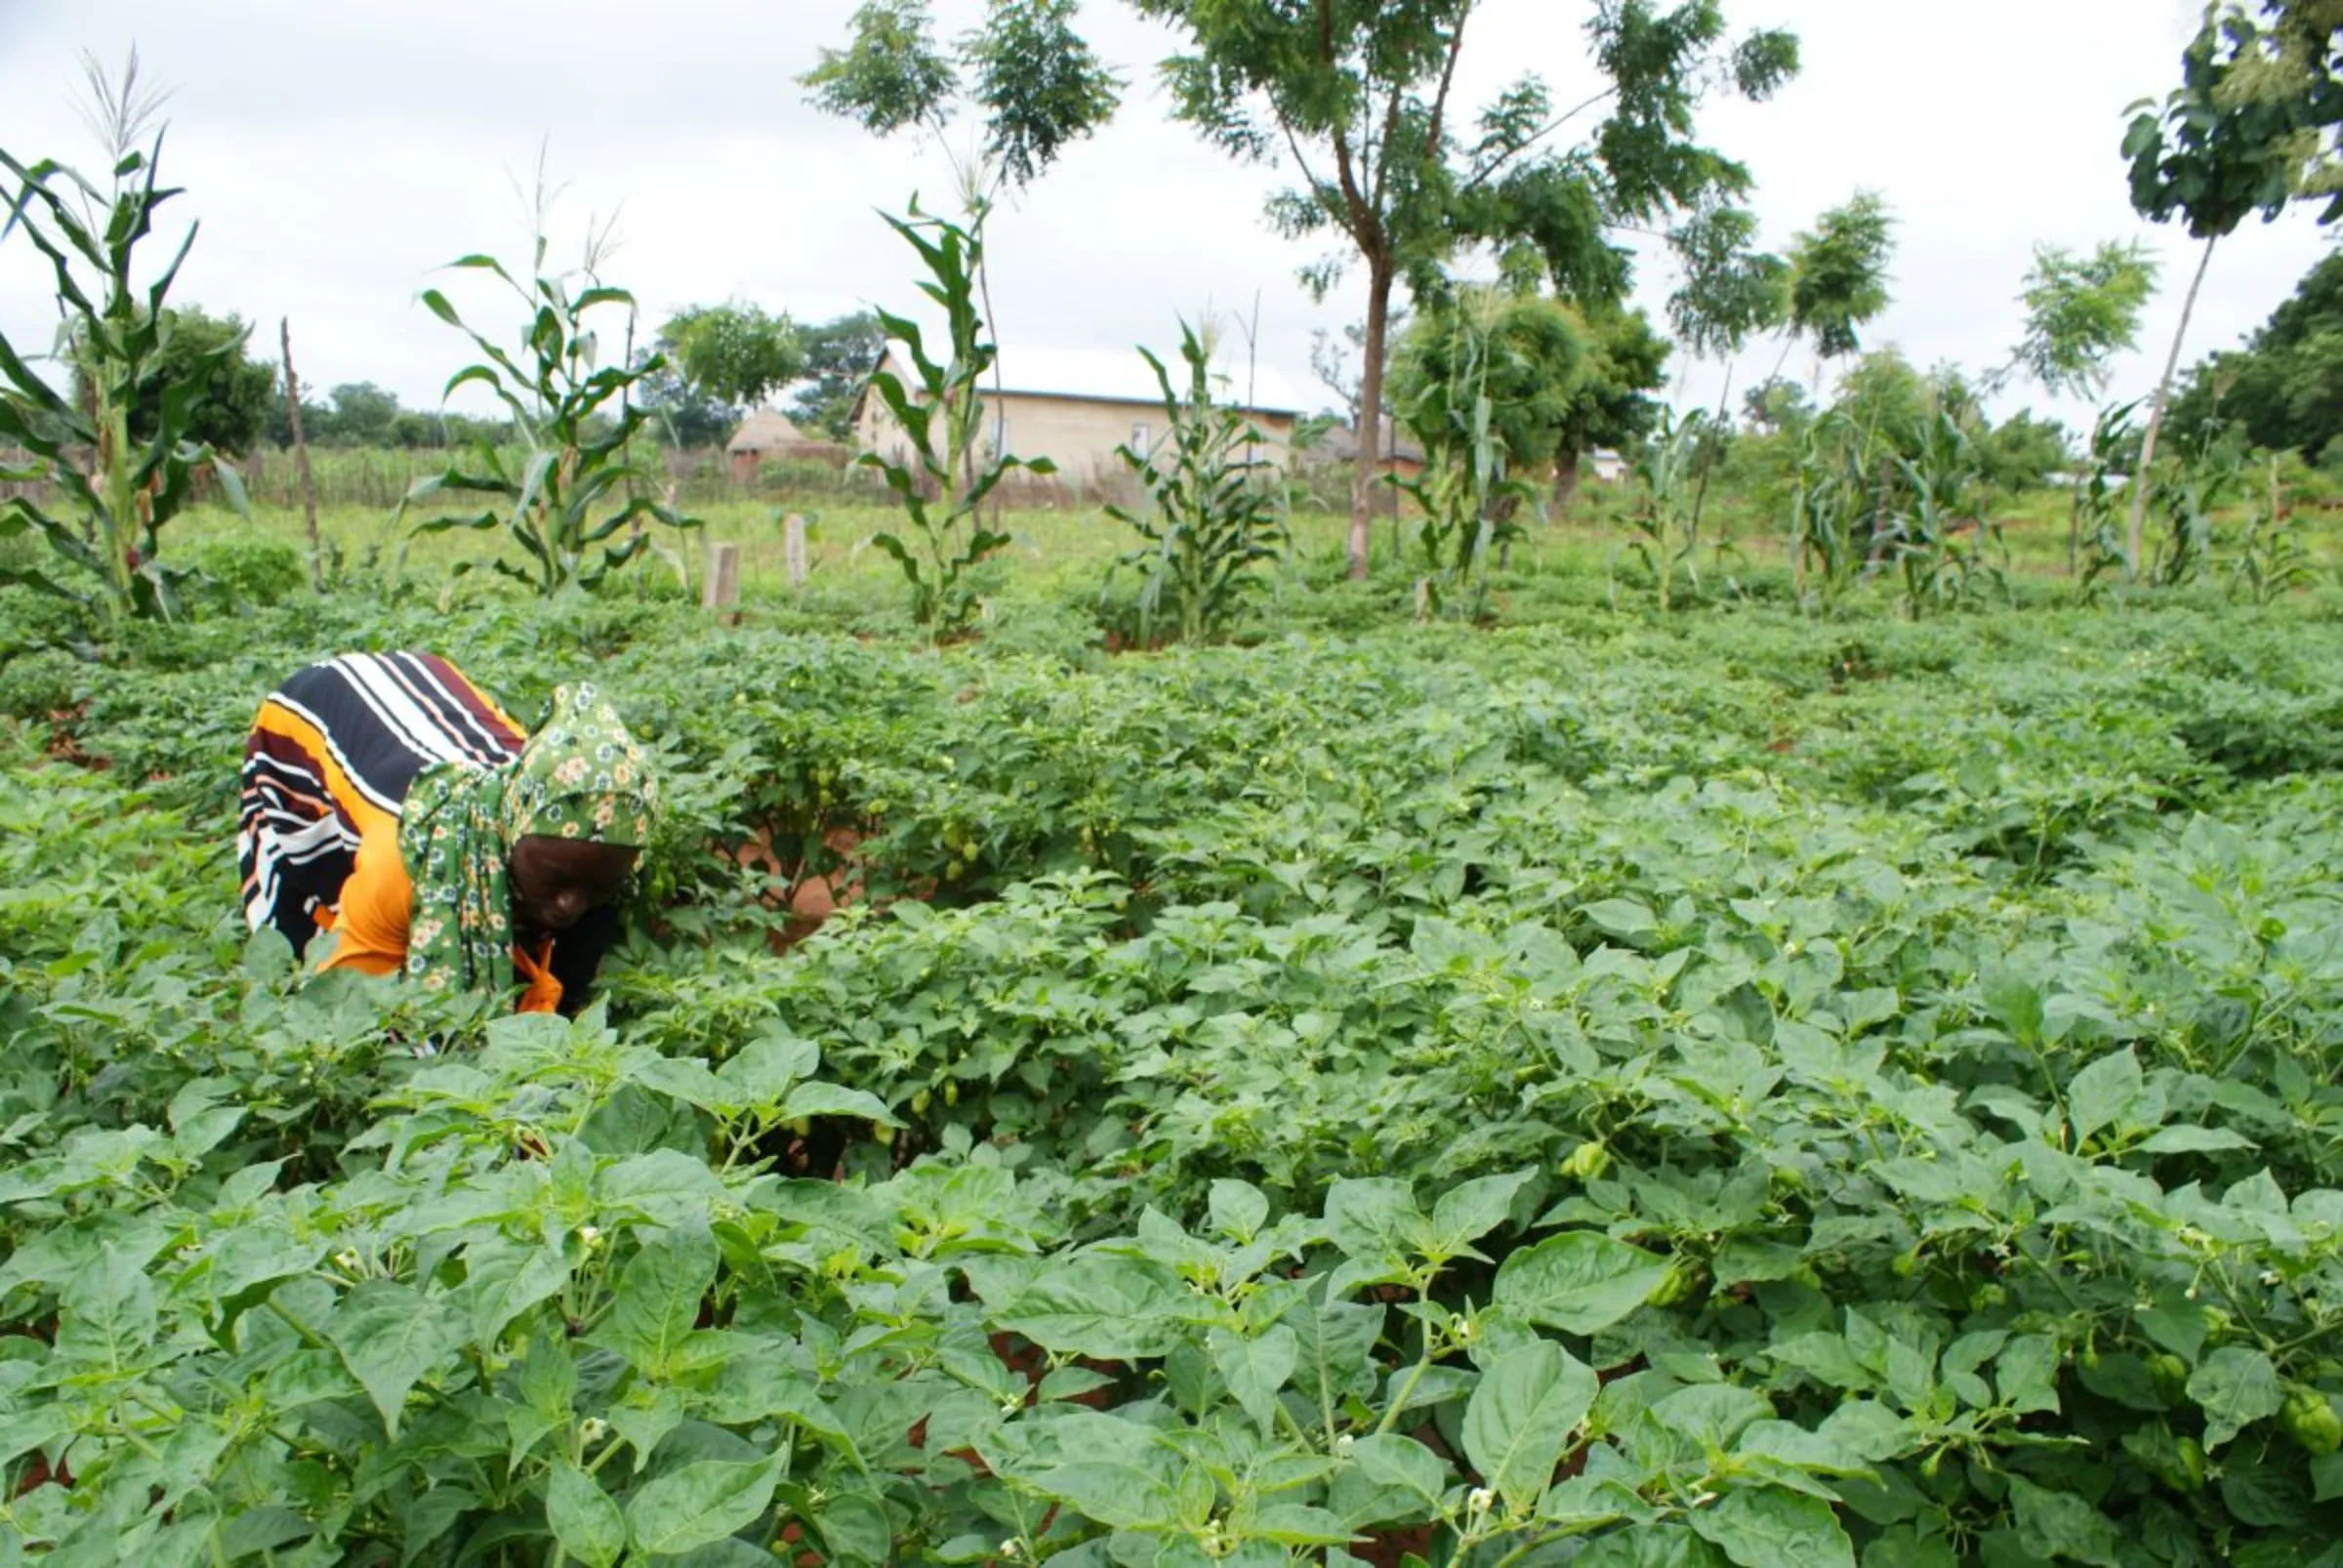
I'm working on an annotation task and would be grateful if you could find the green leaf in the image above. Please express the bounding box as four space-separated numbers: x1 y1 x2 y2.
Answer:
1495 1231 1670 1336
628 1455 781 1556
965 1255 1204 1359
328 1282 466 1437
1583 898 1657 940
1332 1433 1450 1528
2005 1476 2120 1567
1994 1336 2061 1416
777 1082 898 1126
812 1492 894 1566
547 1462 628 1568
1575 1526 1730 1566
1462 1340 1598 1516
1688 1486 1856 1568
2188 1344 2283 1450
2138 1126 2254 1155
1323 1176 1424 1260
598 1222 718 1379
1209 1324 1297 1434
464 1239 570 1347
2066 1048 2144 1144
1430 1170 1534 1253
55 1245 157 1374
1209 1179 1269 1241
2310 1452 2343 1504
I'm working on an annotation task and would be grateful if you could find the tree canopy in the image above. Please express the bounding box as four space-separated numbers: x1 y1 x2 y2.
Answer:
801 0 1120 186
1127 0 1799 575
790 311 887 441
2004 241 2160 401
2167 246 2343 462
72 307 276 458
660 304 805 412
145 309 276 457
2127 1 2343 229
1784 192 1896 376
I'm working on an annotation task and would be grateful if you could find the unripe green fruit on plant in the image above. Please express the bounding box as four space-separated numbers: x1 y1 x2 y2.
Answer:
1561 1140 1610 1181
1648 1259 1704 1307
2147 1354 2190 1406
2170 1435 2207 1493
2281 1387 2343 1456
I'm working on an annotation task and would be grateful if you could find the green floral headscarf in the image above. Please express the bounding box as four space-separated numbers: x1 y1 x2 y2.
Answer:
398 681 656 997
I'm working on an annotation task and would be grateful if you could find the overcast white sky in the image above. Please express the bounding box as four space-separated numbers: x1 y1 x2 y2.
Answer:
1 0 2333 433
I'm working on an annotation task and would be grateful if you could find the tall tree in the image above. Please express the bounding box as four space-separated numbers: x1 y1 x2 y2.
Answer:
659 303 805 413
2122 3 2321 579
2001 241 2160 401
790 310 887 440
322 382 400 446
1782 192 1896 400
1130 0 1798 579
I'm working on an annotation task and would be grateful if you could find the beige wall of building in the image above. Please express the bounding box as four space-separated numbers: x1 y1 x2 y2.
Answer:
854 358 1298 498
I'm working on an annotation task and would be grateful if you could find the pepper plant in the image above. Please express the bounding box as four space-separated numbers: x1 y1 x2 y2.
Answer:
0 54 251 625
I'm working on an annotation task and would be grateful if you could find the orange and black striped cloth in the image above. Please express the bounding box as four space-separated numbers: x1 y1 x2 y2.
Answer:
238 651 525 961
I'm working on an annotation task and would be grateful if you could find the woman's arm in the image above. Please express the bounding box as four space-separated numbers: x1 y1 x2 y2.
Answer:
315 820 412 977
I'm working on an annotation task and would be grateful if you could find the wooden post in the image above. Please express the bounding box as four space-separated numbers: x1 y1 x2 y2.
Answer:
783 513 807 588
702 540 740 620
280 318 323 591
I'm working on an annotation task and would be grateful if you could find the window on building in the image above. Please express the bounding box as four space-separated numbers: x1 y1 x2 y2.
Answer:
1130 422 1151 460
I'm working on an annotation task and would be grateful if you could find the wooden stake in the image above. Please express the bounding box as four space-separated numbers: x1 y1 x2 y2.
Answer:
783 513 808 588
280 317 322 591
702 540 741 620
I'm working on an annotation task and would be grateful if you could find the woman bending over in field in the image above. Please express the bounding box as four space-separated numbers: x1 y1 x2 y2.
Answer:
237 652 655 1016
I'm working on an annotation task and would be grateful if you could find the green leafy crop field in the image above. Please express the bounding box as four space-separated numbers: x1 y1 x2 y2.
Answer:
5 573 2343 1566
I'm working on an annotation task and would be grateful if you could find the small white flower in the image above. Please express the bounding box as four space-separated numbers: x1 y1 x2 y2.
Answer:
579 1418 609 1444
578 1225 601 1247
1469 1487 1496 1514
333 1249 361 1272
1335 1433 1356 1459
2261 1270 2282 1287
999 1541 1021 1560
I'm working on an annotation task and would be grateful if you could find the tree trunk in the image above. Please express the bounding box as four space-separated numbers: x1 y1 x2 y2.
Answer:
1551 440 1583 518
2128 233 2218 584
1349 260 1394 582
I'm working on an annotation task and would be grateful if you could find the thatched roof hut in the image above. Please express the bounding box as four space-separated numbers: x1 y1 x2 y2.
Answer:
725 410 850 481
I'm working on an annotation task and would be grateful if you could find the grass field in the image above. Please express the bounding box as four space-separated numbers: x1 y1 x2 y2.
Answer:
149 459 2332 620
